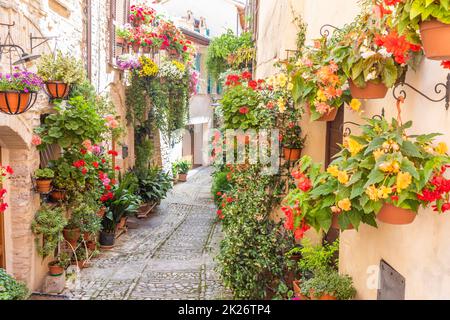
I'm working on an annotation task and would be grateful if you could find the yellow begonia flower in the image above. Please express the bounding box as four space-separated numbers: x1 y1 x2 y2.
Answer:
172 60 186 73
327 165 340 178
277 98 286 113
338 198 352 212
277 73 287 87
347 138 364 156
287 82 294 91
373 149 385 161
379 160 400 174
317 89 327 102
337 171 349 184
435 142 449 155
349 99 362 112
366 185 379 201
396 172 412 192
378 186 392 199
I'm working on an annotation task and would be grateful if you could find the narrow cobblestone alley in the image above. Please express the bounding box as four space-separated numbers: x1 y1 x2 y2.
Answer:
63 167 231 300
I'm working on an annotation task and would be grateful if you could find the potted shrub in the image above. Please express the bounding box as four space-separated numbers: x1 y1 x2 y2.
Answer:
37 50 85 99
135 167 172 216
31 205 67 258
290 37 351 122
34 168 55 194
282 122 306 162
391 0 450 60
63 215 82 248
175 160 191 182
129 4 156 27
324 118 450 226
0 67 43 115
48 252 70 276
300 269 356 300
71 199 102 241
72 247 87 269
115 24 133 46
332 11 421 99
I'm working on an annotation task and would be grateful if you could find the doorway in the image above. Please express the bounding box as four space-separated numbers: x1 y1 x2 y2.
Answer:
324 107 344 244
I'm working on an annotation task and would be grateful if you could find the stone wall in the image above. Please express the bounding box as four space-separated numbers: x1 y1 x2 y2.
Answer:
0 0 133 291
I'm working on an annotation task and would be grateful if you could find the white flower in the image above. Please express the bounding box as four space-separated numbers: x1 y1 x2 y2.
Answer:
378 48 392 58
361 50 376 59
366 70 377 81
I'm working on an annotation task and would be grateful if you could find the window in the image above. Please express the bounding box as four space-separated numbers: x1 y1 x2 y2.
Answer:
109 0 130 64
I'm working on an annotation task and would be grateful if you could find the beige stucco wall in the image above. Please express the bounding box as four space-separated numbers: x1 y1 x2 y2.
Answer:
255 0 450 299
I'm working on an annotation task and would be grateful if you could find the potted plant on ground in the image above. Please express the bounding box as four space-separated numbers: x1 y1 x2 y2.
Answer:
325 117 450 226
390 0 450 60
71 198 102 242
48 252 70 276
37 50 85 99
290 37 351 121
0 67 43 115
63 215 82 248
34 168 55 194
300 269 356 300
175 160 191 182
282 122 306 161
135 167 171 217
72 246 87 269
332 10 421 99
31 205 67 258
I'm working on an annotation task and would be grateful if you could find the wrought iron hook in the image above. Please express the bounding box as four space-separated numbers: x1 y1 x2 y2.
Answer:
320 24 341 38
393 74 450 111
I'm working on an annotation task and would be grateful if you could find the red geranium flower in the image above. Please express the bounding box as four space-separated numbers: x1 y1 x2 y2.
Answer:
81 167 88 175
239 107 250 115
108 150 119 157
248 80 258 90
0 203 8 212
92 162 99 169
115 166 121 171
5 166 13 175
441 61 450 70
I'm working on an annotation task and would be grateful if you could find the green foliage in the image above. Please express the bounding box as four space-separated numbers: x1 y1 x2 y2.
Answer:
394 0 450 40
70 80 117 118
125 74 150 126
135 138 154 172
221 84 274 130
217 165 294 299
70 194 102 235
206 30 254 81
34 96 107 149
37 50 85 84
31 205 67 258
297 239 339 274
0 269 29 300
173 160 191 174
282 123 306 149
300 269 356 300
134 167 173 204
34 168 54 179
211 169 232 205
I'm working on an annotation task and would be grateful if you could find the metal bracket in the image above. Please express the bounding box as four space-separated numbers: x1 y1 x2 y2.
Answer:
341 109 385 136
320 24 341 38
30 33 57 53
393 74 450 111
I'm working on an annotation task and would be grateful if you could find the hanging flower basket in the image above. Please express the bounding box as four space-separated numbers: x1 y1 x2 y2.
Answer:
377 204 417 225
0 91 37 115
44 81 71 100
420 20 450 60
283 148 302 162
349 79 388 100
36 179 52 194
317 108 338 122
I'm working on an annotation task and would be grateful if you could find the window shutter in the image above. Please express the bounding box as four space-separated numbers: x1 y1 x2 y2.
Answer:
109 0 130 64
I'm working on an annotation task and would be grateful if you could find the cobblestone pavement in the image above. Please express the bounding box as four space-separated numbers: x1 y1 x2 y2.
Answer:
63 167 231 300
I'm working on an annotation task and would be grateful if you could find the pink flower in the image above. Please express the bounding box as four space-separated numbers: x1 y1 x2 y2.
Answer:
316 103 331 115
302 58 313 67
32 135 42 146
82 139 93 152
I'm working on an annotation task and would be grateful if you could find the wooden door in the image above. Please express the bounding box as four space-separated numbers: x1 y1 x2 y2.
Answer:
324 107 344 244
0 147 5 269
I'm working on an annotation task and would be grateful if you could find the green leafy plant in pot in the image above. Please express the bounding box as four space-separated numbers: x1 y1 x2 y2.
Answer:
37 50 85 99
281 122 306 162
31 205 67 258
174 160 191 182
48 252 70 277
34 168 55 194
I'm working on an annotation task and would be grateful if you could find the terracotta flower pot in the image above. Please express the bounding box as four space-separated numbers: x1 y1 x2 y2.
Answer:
36 179 52 194
178 173 188 182
308 103 338 122
63 228 81 247
48 262 64 276
420 20 450 60
117 217 127 230
87 241 97 251
319 294 338 300
116 37 125 46
45 81 70 99
283 148 302 162
50 190 66 202
97 207 106 218
331 213 354 230
293 280 309 300
0 91 34 114
377 203 417 225
138 203 152 216
83 232 90 241
349 79 388 99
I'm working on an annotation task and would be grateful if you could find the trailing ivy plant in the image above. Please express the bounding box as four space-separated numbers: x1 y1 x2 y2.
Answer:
31 205 67 258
